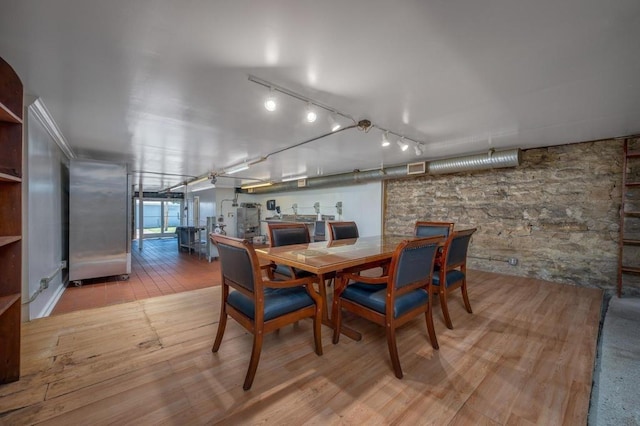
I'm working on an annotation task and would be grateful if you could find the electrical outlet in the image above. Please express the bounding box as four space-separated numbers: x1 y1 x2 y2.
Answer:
228 212 234 218
508 257 518 266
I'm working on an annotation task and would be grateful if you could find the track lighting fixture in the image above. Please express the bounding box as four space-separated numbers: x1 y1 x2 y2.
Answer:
305 103 317 123
264 87 277 112
248 74 428 156
381 131 390 147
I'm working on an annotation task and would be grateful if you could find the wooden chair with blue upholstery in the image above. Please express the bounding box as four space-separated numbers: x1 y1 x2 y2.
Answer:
267 222 314 279
414 221 455 238
432 228 477 329
210 234 323 390
327 221 359 240
332 235 445 379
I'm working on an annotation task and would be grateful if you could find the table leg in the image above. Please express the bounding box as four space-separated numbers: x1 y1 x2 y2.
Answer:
317 273 361 341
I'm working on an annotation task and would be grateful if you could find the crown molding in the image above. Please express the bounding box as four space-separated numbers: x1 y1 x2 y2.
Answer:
28 97 76 159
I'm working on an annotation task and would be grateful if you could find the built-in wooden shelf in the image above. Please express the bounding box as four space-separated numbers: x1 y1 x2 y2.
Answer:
0 172 21 183
0 101 21 124
0 293 20 316
627 151 640 158
622 266 640 274
623 239 640 245
0 56 23 384
626 182 640 187
0 235 21 247
624 211 640 217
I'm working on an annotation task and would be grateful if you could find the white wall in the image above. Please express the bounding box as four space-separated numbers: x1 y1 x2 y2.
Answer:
24 101 69 320
235 181 383 239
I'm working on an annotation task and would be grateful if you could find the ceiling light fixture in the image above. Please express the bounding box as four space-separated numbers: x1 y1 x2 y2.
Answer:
240 182 273 190
248 75 428 154
264 87 277 112
225 163 250 174
281 174 308 182
249 75 356 132
305 103 317 123
381 131 391 147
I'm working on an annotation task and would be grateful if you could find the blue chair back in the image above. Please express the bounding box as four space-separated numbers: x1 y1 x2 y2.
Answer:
394 240 440 290
445 229 476 267
414 221 454 238
270 225 310 247
329 221 359 240
214 237 256 293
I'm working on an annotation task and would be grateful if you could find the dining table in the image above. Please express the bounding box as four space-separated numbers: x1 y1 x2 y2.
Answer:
255 234 421 340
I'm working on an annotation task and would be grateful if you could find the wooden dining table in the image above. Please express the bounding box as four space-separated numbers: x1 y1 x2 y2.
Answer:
255 234 421 340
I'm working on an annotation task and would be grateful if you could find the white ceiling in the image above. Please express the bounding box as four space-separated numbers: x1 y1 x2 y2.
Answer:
1 0 640 191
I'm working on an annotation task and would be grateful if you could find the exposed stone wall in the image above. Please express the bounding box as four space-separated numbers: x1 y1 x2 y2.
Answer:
384 138 633 292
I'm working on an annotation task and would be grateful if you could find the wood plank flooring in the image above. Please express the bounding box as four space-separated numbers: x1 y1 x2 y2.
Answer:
1 269 602 424
52 238 220 314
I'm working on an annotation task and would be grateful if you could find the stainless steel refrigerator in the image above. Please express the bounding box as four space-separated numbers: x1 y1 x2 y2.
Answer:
69 160 131 285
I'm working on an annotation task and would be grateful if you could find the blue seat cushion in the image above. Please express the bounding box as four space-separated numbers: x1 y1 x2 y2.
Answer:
228 286 314 321
341 282 429 318
432 269 465 288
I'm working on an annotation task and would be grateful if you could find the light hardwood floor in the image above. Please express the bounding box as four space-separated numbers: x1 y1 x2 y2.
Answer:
0 270 602 425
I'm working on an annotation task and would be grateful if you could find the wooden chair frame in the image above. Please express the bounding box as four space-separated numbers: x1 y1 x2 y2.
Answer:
433 228 477 329
210 234 323 390
332 236 444 379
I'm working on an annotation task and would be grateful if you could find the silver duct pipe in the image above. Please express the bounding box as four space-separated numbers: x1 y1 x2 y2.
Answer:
428 148 521 174
245 148 521 194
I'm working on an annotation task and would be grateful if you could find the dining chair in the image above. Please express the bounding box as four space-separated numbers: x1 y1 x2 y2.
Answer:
267 222 313 279
332 236 445 379
210 234 323 390
432 228 477 329
414 221 455 238
328 221 359 240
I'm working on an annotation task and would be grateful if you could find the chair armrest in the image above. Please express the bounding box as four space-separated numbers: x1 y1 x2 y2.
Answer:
264 276 317 289
338 272 388 285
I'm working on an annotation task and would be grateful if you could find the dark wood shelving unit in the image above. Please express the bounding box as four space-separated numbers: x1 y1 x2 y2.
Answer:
0 56 23 384
618 138 640 297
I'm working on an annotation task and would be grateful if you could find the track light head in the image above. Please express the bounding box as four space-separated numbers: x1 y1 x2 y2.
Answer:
328 113 341 131
264 88 276 112
381 131 390 147
397 137 409 151
305 103 317 123
414 143 423 156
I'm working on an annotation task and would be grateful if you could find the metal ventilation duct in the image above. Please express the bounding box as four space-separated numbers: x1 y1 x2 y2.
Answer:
243 148 521 194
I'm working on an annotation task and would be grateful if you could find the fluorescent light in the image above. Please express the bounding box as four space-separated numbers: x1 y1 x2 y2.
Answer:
240 182 273 189
225 163 250 174
190 176 209 185
191 185 214 192
169 184 185 192
282 175 307 182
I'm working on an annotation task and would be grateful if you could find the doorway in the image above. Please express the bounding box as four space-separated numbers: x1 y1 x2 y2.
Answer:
134 199 183 239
